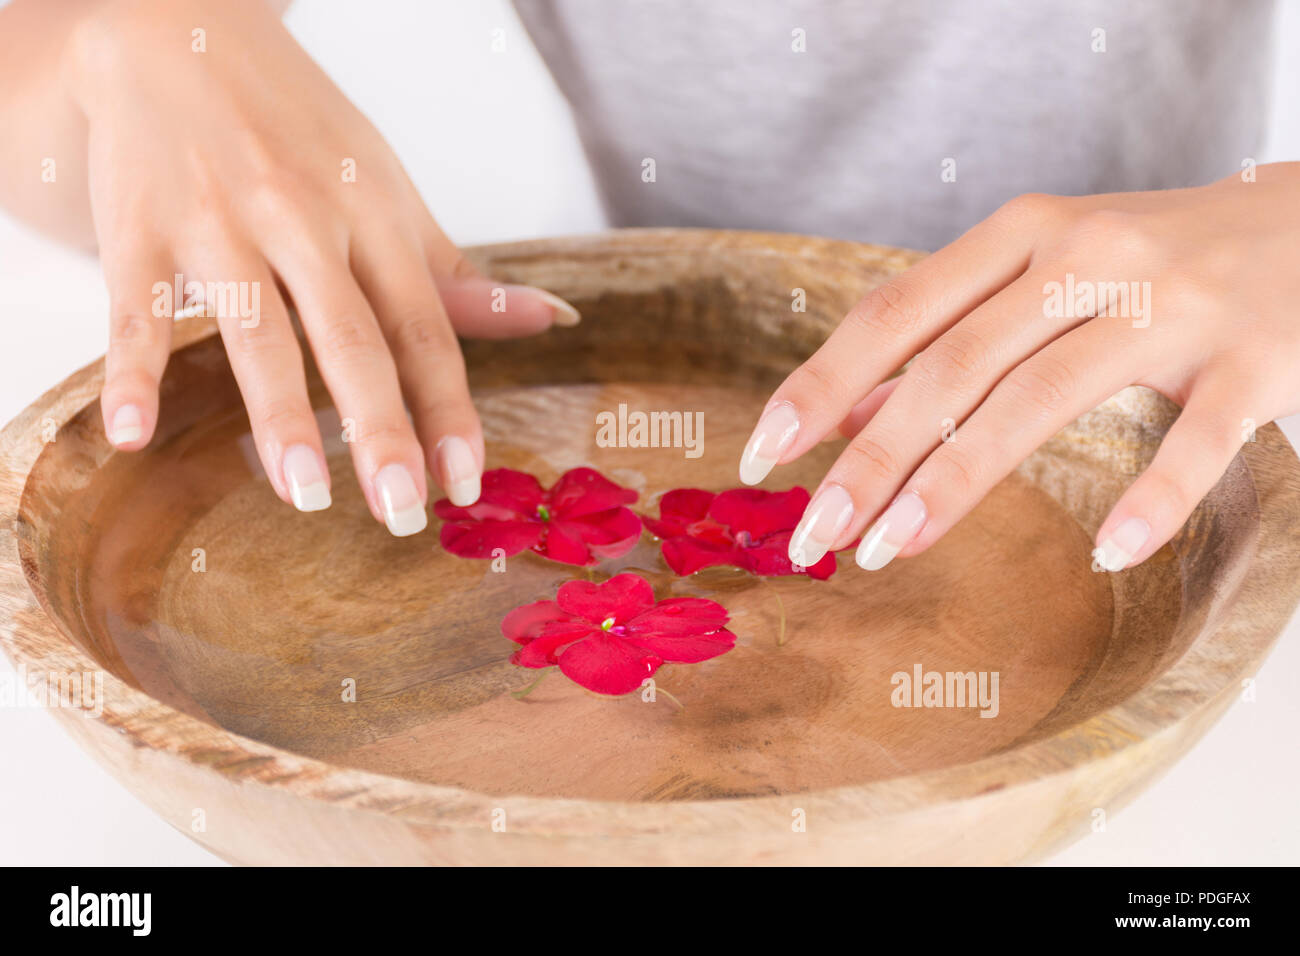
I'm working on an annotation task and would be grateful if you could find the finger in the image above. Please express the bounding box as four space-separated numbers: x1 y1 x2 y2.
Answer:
175 242 332 512
1091 370 1265 571
420 213 481 280
100 244 175 450
831 377 901 441
351 227 483 507
269 237 429 536
420 219 579 335
434 276 580 337
855 318 1155 571
739 193 1057 484
792 269 1091 564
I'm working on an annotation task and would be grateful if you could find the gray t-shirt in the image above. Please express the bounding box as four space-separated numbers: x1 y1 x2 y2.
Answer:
514 0 1275 250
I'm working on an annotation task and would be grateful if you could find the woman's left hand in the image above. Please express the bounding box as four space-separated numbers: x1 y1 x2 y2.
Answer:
744 162 1300 573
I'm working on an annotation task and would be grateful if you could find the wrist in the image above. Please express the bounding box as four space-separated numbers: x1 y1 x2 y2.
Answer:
63 0 284 109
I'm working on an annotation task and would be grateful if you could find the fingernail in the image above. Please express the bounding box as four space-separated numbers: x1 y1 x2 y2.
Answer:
108 405 144 446
535 289 581 327
856 491 927 571
1092 517 1151 572
283 444 331 512
374 463 427 537
739 402 799 486
437 435 480 506
788 484 854 567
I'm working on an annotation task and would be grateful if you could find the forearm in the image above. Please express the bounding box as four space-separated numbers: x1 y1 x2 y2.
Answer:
0 0 97 248
0 0 294 251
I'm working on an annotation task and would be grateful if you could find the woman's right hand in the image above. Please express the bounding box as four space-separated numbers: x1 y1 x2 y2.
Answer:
69 0 578 535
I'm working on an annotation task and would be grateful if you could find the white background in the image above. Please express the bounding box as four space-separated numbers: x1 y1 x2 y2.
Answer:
2 1 1298 865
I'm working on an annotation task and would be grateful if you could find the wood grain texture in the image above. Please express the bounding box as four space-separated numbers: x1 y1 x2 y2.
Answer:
1 228 1297 865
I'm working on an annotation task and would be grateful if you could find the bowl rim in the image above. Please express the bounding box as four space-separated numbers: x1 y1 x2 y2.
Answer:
3 227 1298 837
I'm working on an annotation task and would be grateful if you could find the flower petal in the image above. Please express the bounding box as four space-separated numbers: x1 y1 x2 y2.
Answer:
501 599 568 642
554 508 643 560
440 520 542 558
502 572 737 693
433 499 515 522
739 530 839 579
557 632 662 695
510 621 595 667
556 573 656 622
643 488 716 538
623 626 737 664
434 468 545 522
623 597 734 662
548 467 638 519
803 552 839 580
629 597 730 634
503 601 593 667
708 487 810 540
481 468 548 512
537 523 597 566
660 536 738 575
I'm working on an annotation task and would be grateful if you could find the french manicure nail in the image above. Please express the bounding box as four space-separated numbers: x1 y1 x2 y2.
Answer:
109 405 144 446
739 402 800 486
788 484 855 568
856 491 927 571
374 463 427 537
1092 517 1151 572
437 435 480 507
283 444 331 512
535 289 581 327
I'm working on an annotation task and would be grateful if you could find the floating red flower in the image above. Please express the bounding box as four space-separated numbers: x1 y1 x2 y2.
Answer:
435 467 641 566
503 573 735 695
643 486 839 579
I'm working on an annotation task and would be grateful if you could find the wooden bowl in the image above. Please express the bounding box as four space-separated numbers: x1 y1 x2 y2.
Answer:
3 229 1298 866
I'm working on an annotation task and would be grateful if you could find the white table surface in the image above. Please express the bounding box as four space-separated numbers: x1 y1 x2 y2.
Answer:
1 0 1297 866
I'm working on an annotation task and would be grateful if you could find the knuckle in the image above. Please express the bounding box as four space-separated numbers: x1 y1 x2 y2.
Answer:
1002 355 1077 418
411 392 471 425
930 440 984 495
841 433 901 484
389 309 454 355
110 311 162 345
850 279 925 338
242 180 337 247
245 171 311 220
410 370 470 421
317 316 378 362
446 250 479 280
1182 409 1245 460
1068 209 1161 260
103 366 158 396
232 331 298 371
913 327 989 393
794 356 854 405
996 192 1057 225
1141 468 1193 517
349 418 414 447
254 395 309 433
1161 271 1214 315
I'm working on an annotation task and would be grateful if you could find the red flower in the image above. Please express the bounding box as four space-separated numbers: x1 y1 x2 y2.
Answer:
643 487 839 579
503 573 735 695
435 467 641 566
